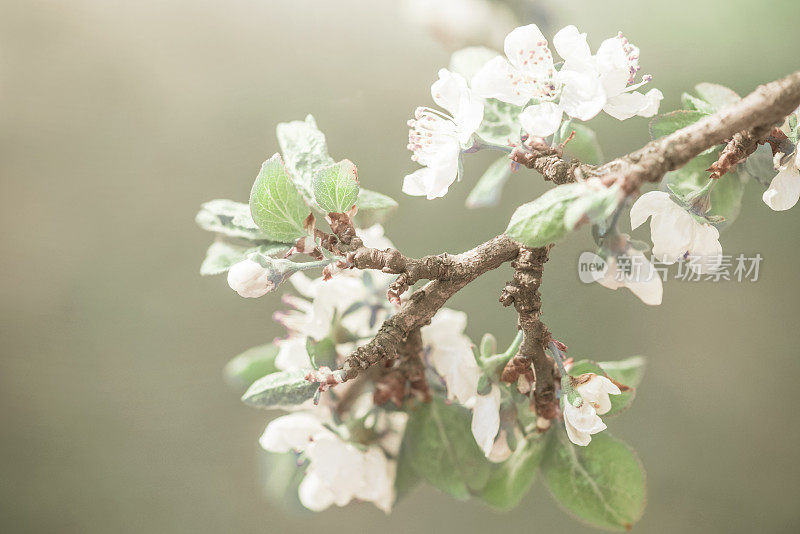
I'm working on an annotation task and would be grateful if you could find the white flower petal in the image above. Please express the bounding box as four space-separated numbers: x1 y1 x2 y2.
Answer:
629 190 671 229
454 90 485 145
298 471 337 512
519 102 563 137
558 69 606 121
275 337 312 370
503 24 549 72
258 413 329 453
688 223 723 273
471 386 502 456
763 164 800 211
471 56 530 106
431 68 468 116
553 25 592 67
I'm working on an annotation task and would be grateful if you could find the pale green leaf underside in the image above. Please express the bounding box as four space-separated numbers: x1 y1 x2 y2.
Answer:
249 154 309 242
402 396 491 500
196 199 274 242
277 115 336 206
241 369 319 409
543 431 646 531
562 123 604 165
466 156 512 209
354 188 399 227
200 240 289 276
313 160 359 213
224 343 280 390
649 110 709 140
505 183 584 247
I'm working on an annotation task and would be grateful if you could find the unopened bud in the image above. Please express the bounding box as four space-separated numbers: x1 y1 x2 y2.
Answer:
227 259 277 298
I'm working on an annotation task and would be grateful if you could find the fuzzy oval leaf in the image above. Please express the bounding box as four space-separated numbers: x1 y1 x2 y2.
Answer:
649 110 709 140
313 160 359 213
506 183 583 247
249 154 309 242
543 431 646 531
353 188 399 227
196 199 276 242
597 356 646 389
402 396 491 499
241 369 318 409
276 115 335 204
481 435 547 510
200 241 289 276
224 343 280 390
466 156 513 209
694 83 740 111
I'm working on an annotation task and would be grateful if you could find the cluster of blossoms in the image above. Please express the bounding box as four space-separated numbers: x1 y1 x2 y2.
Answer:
404 24 662 200
197 13 800 524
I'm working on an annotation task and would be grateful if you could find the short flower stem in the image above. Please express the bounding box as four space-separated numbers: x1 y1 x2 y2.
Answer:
547 341 568 377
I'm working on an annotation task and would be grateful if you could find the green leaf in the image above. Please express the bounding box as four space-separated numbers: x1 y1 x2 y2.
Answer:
241 369 319 409
481 435 547 510
258 450 307 514
649 110 709 140
562 123 604 165
598 356 646 389
394 426 422 503
196 199 276 242
200 240 289 276
353 188 399 227
543 431 646 531
694 83 740 111
249 153 310 242
276 115 336 204
664 148 745 227
313 159 360 213
224 343 280 390
742 144 778 186
465 156 512 209
478 99 523 145
681 92 715 114
505 183 584 247
449 46 500 81
568 358 644 417
402 396 491 499
563 183 620 231
306 337 337 370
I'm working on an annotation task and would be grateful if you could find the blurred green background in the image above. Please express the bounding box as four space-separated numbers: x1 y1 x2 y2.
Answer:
2 0 799 532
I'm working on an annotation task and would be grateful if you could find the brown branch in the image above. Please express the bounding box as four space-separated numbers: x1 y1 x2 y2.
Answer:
373 328 431 406
324 70 800 388
499 246 557 419
339 234 520 381
511 70 800 192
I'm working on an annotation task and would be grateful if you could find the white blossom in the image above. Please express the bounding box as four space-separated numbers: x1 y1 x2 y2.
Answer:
763 149 800 211
594 249 663 306
630 191 723 273
404 69 484 199
563 374 621 446
259 411 398 513
421 308 480 403
226 258 275 298
554 26 663 121
470 385 502 457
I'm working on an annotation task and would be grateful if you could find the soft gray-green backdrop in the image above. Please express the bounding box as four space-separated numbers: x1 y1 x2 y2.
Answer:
1 1 799 532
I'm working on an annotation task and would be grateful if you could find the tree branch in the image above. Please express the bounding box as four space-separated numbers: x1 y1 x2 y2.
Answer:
512 70 800 192
338 234 520 381
499 246 557 419
323 70 800 389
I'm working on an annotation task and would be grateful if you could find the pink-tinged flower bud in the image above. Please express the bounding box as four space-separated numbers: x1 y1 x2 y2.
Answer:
227 259 276 298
